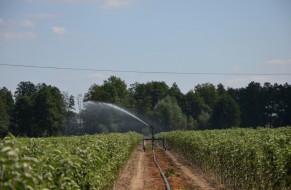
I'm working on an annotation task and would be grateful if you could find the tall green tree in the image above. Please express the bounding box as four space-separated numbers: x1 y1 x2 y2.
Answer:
169 83 188 114
14 81 36 100
154 96 187 132
194 83 218 109
11 82 37 136
262 83 291 127
0 87 14 136
211 95 240 129
197 111 210 130
148 81 169 109
217 83 227 96
33 85 66 136
129 81 169 118
103 76 129 106
185 90 205 119
240 82 264 127
281 83 291 126
12 96 33 136
128 82 152 115
84 76 129 106
12 82 66 137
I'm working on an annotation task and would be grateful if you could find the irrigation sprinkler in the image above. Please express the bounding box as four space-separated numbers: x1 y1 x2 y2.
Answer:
142 125 166 151
143 125 171 190
84 102 171 189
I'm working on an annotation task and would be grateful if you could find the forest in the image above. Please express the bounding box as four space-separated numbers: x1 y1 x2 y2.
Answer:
0 76 291 137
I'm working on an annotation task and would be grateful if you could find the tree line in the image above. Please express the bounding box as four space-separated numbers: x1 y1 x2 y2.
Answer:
1 76 290 137
0 82 77 137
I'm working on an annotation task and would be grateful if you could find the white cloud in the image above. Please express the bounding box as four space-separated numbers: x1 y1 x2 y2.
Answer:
1 32 36 40
28 0 139 9
255 59 291 74
102 0 137 9
52 26 67 35
21 20 34 27
265 59 291 66
30 13 60 20
28 0 96 3
0 18 36 40
80 34 89 39
0 17 4 26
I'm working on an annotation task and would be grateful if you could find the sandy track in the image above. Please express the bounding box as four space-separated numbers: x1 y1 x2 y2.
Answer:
114 144 223 190
164 150 216 190
129 149 144 190
113 146 144 190
113 145 164 190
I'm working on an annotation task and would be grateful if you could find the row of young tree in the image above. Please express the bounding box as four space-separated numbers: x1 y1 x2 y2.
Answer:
1 76 290 137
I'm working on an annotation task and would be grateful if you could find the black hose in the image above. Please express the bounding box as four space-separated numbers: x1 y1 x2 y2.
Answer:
152 149 171 190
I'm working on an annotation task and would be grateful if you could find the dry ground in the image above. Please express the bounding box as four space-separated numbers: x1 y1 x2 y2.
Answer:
113 144 225 190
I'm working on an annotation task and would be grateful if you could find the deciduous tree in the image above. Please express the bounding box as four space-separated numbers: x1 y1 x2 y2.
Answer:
154 96 187 132
211 95 240 129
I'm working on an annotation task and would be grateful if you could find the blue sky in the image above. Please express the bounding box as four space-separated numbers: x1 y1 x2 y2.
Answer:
1 0 291 96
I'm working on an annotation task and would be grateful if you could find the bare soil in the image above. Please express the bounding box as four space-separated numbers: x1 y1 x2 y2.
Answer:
113 144 225 190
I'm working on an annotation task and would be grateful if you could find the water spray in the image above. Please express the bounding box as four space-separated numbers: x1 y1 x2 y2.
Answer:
85 101 165 150
85 101 169 189
103 102 150 127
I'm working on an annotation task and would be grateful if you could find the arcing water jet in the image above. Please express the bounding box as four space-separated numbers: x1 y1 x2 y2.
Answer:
85 101 150 127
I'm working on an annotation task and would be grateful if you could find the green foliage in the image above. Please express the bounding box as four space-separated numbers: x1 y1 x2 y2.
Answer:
197 111 210 130
12 96 33 136
11 82 67 137
186 116 197 130
239 82 264 127
227 82 291 128
0 87 14 136
14 81 37 101
194 83 218 108
0 100 9 135
154 96 187 131
165 167 178 178
0 132 141 190
2 78 291 137
185 91 205 118
162 127 291 190
34 85 66 136
84 76 129 106
211 95 240 129
129 81 169 115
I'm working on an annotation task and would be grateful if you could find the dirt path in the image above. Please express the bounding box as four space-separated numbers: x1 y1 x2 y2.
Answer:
164 150 216 190
113 145 164 190
129 149 144 190
114 144 224 190
113 145 144 190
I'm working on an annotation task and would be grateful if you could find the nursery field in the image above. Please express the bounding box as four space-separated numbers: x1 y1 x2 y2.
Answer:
0 132 141 190
161 127 291 190
1 127 290 190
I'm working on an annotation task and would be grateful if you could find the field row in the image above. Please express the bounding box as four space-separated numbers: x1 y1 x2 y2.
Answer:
0 132 141 190
161 127 291 190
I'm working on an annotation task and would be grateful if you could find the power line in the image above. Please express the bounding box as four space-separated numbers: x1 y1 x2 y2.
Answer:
1 63 291 76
